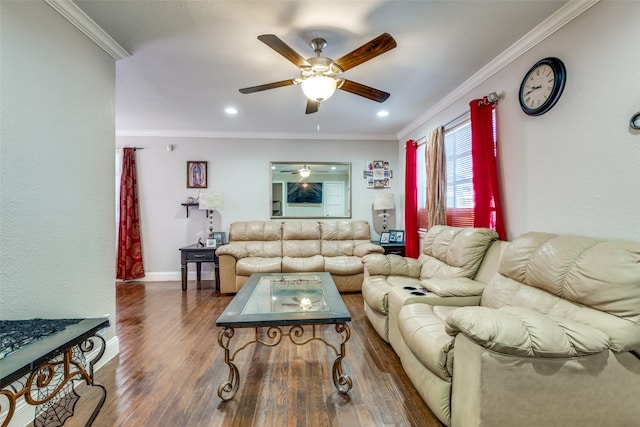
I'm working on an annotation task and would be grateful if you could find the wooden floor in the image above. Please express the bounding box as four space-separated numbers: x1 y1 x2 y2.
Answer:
79 281 443 427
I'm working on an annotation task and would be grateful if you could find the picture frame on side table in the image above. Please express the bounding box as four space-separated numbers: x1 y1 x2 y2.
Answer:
212 232 226 246
391 230 405 244
380 231 390 244
187 161 208 188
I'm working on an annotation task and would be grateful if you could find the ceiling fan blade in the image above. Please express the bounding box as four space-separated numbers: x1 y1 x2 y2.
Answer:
239 79 296 94
339 80 390 103
333 33 397 72
258 34 311 68
305 99 319 114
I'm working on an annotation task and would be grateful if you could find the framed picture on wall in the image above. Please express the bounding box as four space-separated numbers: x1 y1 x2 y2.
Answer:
187 161 207 188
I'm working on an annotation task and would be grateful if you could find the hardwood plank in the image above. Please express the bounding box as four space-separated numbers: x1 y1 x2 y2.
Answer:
72 281 443 427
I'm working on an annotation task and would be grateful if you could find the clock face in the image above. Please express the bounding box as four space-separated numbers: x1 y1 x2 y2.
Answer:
522 64 555 109
519 57 566 116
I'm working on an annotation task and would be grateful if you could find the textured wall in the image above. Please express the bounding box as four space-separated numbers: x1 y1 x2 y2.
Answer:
1 1 116 344
115 136 400 279
401 1 640 242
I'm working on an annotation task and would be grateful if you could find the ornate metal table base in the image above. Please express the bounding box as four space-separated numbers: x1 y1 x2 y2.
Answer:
1 334 107 427
217 323 352 401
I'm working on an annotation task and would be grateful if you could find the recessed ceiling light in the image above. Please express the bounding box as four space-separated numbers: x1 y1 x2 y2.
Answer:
225 107 238 115
377 110 389 117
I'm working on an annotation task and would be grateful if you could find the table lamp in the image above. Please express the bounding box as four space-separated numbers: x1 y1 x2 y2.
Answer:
199 192 224 247
373 192 395 232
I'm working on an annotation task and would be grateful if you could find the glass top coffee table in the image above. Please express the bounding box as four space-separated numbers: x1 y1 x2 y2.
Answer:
216 272 352 400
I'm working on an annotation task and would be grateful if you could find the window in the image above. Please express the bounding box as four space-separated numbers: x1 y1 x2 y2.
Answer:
445 117 474 227
416 109 497 230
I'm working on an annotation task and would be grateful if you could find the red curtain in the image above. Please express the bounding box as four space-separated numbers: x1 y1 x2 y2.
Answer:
117 148 145 280
469 99 506 240
404 140 419 258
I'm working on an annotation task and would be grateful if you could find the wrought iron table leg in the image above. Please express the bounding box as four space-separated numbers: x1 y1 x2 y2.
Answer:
217 327 239 401
332 323 352 393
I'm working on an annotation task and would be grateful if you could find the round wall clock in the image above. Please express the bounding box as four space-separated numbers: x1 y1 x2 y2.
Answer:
519 57 566 116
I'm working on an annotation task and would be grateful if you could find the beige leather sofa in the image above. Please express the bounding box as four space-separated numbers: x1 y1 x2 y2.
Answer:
391 231 640 426
361 226 500 342
216 220 384 293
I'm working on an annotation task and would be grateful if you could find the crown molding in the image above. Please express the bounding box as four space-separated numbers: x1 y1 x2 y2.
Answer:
115 129 398 141
44 0 130 60
397 0 600 141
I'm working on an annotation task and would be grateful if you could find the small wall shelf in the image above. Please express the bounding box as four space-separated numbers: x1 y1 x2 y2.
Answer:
181 203 208 218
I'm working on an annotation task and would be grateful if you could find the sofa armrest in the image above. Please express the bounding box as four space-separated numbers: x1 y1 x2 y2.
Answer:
353 242 385 257
215 242 248 259
362 254 421 278
422 277 486 297
445 306 610 357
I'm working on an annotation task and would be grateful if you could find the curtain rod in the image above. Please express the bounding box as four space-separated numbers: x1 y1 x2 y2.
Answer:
413 135 427 146
443 111 470 130
443 92 501 130
115 146 144 150
410 91 502 145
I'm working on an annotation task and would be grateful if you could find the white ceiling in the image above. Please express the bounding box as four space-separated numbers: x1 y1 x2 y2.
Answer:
74 0 568 140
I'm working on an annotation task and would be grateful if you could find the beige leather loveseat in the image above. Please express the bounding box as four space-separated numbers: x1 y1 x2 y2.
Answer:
390 231 640 426
361 225 500 342
216 220 384 293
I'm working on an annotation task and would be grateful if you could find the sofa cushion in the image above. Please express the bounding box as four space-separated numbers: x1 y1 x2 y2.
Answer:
236 257 282 276
362 276 393 314
422 277 486 297
320 220 371 256
483 232 640 352
282 221 322 257
362 275 424 315
282 255 324 272
363 254 421 277
398 304 458 380
320 220 371 240
221 221 283 259
445 306 610 357
353 242 385 257
324 256 363 276
229 220 282 242
420 225 499 279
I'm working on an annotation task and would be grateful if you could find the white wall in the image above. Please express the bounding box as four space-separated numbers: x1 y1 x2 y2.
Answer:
115 136 399 279
401 1 640 242
1 1 117 342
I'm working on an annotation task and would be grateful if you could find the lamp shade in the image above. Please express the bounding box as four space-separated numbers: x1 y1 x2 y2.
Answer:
373 193 395 211
301 75 337 102
199 192 224 210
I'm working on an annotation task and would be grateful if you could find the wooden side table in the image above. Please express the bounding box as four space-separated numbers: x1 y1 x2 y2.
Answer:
372 241 406 257
179 243 220 291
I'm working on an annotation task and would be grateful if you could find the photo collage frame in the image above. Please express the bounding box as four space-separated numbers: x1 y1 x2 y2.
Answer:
363 160 392 188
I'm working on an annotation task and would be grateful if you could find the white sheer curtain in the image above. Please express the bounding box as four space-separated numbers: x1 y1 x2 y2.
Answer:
426 126 447 229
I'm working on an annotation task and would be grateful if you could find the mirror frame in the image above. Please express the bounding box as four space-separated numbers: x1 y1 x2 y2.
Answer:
270 161 352 219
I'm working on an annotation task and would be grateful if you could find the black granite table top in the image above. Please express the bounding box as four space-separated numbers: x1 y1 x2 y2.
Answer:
0 318 110 388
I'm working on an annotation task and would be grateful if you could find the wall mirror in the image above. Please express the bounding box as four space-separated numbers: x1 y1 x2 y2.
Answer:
270 162 351 219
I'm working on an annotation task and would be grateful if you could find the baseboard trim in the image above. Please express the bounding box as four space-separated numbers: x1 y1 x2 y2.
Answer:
122 271 215 282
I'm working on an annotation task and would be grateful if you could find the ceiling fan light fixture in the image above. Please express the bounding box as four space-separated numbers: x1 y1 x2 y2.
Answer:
299 166 311 178
301 75 337 102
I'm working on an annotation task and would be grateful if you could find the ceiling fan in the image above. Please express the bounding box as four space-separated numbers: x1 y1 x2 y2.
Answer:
239 33 397 114
282 164 314 177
